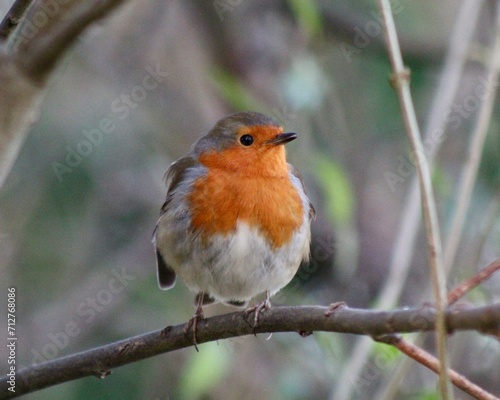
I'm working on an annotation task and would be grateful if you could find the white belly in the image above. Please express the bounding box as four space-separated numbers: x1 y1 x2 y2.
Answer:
175 220 310 302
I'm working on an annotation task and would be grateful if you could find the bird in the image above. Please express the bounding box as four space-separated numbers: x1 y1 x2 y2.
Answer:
153 111 314 346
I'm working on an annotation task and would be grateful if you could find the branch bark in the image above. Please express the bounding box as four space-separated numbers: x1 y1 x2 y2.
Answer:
0 0 129 189
10 0 129 81
1 303 499 399
0 0 33 40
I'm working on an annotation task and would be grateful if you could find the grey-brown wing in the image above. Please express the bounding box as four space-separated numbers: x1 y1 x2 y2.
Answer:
289 164 316 220
154 156 197 290
160 156 198 215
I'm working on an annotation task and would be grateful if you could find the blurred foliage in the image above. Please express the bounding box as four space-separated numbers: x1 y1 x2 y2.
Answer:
480 117 500 188
409 390 440 400
287 0 323 39
1 0 499 399
313 154 354 226
211 68 265 112
179 342 231 399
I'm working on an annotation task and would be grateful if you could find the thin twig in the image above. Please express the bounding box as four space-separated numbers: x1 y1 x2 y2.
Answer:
447 259 500 305
0 0 33 40
337 3 483 399
374 335 500 400
375 259 500 400
377 0 451 398
375 2 494 399
1 304 499 399
443 2 500 271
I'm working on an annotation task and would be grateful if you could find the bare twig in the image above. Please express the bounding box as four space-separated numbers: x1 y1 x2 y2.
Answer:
443 2 500 271
374 335 500 400
0 304 498 399
0 0 33 40
377 0 451 397
447 259 500 305
379 0 483 311
375 2 496 398
337 3 483 399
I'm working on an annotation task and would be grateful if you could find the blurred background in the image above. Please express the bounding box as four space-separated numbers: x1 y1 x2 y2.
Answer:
0 0 499 399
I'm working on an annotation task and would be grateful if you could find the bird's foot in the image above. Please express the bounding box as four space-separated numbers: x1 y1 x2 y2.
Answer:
183 310 204 352
245 291 271 328
184 292 207 351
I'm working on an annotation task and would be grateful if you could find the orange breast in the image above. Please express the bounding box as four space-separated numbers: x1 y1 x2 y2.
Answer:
188 147 304 249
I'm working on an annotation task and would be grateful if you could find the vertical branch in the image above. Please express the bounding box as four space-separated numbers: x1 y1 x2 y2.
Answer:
376 0 451 399
443 2 500 271
332 2 482 399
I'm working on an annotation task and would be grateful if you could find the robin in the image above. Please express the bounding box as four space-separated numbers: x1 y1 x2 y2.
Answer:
153 111 314 345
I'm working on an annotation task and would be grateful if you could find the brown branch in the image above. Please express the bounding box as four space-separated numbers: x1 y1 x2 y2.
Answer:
10 0 129 81
0 0 33 40
374 334 500 400
448 259 500 305
1 303 499 399
0 0 130 189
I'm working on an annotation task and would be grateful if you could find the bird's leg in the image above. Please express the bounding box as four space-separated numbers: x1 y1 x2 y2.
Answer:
245 290 271 327
183 292 205 351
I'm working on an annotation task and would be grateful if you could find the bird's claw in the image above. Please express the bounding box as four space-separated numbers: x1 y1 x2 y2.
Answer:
245 294 271 328
184 294 206 351
183 311 204 352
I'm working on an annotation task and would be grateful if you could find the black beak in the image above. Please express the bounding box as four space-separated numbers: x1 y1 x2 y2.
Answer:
266 132 298 145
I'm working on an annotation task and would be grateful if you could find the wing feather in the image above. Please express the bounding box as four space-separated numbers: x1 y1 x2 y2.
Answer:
154 156 197 290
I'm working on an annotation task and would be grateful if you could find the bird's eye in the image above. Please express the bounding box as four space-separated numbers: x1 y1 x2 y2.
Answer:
239 134 254 146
